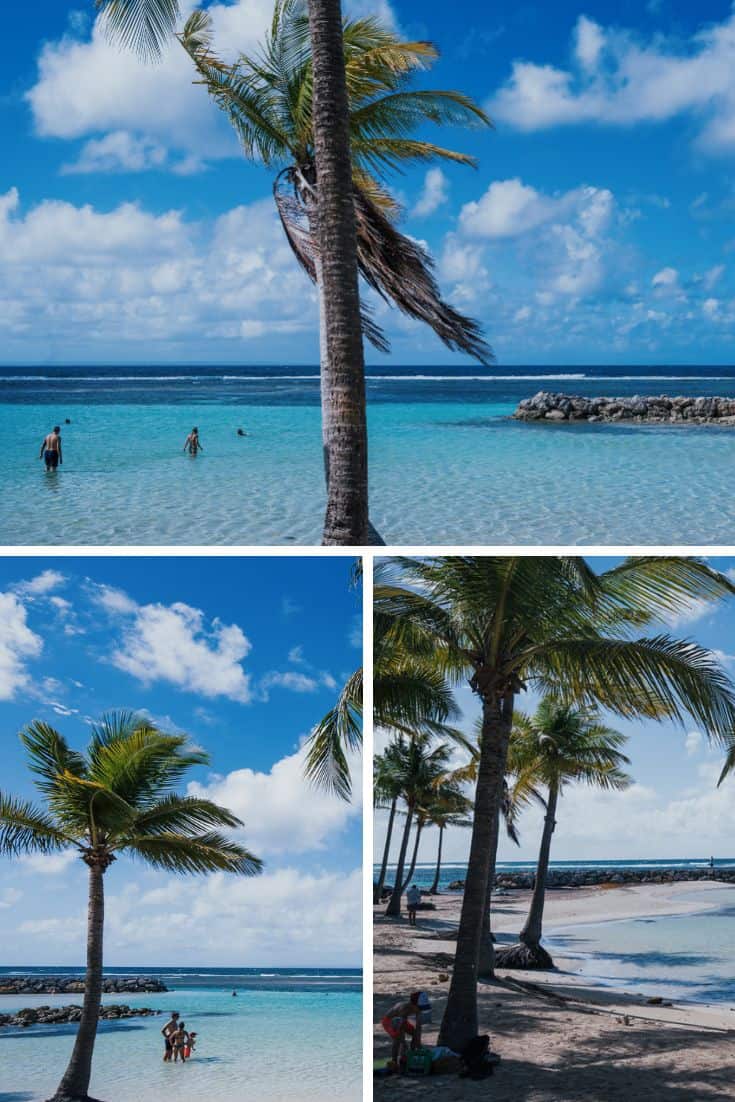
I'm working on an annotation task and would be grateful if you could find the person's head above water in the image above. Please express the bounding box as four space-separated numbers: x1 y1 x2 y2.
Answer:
192 427 198 434
53 426 60 434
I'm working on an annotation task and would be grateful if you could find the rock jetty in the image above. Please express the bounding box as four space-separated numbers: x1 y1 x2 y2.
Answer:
0 976 168 996
445 867 735 892
0 1004 159 1029
513 391 735 424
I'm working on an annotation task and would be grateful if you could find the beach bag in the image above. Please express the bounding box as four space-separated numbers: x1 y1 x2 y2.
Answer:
406 1047 433 1075
459 1034 497 1080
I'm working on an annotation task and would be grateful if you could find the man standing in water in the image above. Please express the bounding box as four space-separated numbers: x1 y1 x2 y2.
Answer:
39 426 62 470
161 1011 180 1061
183 427 203 455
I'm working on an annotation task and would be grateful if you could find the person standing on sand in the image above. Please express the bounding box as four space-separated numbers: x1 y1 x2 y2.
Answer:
183 427 203 455
161 1011 180 1061
39 426 62 470
381 993 423 1069
406 884 421 926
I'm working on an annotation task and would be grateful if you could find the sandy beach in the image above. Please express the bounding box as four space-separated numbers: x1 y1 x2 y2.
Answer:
374 882 735 1099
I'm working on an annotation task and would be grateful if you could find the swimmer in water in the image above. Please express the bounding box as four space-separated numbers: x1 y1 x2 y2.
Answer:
183 427 203 455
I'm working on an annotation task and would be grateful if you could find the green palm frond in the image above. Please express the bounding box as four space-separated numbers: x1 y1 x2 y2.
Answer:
129 795 244 837
304 669 362 800
96 0 180 60
20 722 88 793
126 831 262 875
0 793 73 856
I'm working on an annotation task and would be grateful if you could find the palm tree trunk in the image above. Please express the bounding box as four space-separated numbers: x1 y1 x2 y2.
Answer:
48 861 106 1102
401 819 423 892
520 784 558 951
374 796 397 903
307 0 369 546
385 804 413 917
438 690 514 1051
478 700 514 976
429 824 444 893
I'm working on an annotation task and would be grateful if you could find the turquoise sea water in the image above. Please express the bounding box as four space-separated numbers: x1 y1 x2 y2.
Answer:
4 365 735 545
543 887 735 1004
0 967 362 1102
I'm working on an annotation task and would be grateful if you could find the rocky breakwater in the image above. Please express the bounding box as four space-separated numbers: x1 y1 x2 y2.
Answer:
0 976 168 996
513 391 735 424
0 1004 160 1029
445 867 735 891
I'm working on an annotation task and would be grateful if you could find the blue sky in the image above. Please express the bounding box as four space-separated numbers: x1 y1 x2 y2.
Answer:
4 1 735 363
0 555 362 966
374 555 735 866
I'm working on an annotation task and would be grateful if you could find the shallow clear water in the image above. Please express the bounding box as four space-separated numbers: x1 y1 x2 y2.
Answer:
544 888 735 1004
0 969 362 1102
4 365 735 545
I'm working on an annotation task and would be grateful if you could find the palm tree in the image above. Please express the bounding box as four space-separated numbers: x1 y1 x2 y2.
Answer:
496 699 631 970
0 714 261 1102
373 738 405 902
382 736 453 917
384 555 735 1050
94 0 181 59
179 1 491 543
426 783 472 894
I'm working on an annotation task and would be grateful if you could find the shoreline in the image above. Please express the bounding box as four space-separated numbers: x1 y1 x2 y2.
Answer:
374 881 735 1099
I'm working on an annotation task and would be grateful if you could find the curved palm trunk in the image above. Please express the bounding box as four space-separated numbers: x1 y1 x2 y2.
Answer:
429 824 444 893
307 0 369 546
374 796 397 903
401 818 423 892
385 803 413 917
438 690 514 1051
519 785 558 957
48 861 106 1102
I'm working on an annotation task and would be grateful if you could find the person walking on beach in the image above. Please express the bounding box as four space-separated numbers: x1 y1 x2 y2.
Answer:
161 1011 180 1061
39 426 62 470
183 427 203 455
381 993 423 1070
406 884 421 926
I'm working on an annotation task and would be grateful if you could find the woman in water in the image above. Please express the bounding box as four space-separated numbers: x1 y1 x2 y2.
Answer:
183 428 203 455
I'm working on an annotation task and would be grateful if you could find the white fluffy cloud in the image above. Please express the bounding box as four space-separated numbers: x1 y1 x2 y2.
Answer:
188 742 361 855
0 593 43 700
12 570 66 597
489 11 735 154
0 189 313 355
412 168 450 218
92 585 253 702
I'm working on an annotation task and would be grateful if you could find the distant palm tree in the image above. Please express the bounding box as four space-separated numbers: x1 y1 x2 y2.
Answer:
0 714 261 1102
426 783 472 894
382 736 453 917
373 738 405 902
497 699 631 970
384 555 735 1051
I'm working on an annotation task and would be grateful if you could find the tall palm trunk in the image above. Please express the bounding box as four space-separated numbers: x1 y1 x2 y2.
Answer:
438 690 514 1051
49 860 106 1102
429 824 444 893
307 0 369 546
374 796 397 903
517 784 557 965
478 702 514 976
385 803 413 917
401 818 423 891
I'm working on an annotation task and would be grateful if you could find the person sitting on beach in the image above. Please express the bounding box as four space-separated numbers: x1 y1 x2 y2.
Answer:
184 1031 197 1059
183 427 203 455
406 884 421 926
39 427 62 471
161 1011 180 1062
381 992 423 1069
170 1021 190 1063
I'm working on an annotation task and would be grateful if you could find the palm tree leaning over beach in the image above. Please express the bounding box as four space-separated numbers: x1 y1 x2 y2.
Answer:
179 0 491 543
496 699 631 970
0 714 261 1102
384 556 735 1051
426 782 472 894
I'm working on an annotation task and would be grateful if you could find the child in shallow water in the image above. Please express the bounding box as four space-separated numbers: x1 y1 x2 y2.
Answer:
184 1031 197 1059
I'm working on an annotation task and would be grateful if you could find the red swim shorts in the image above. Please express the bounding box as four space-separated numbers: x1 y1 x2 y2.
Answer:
382 1015 415 1040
